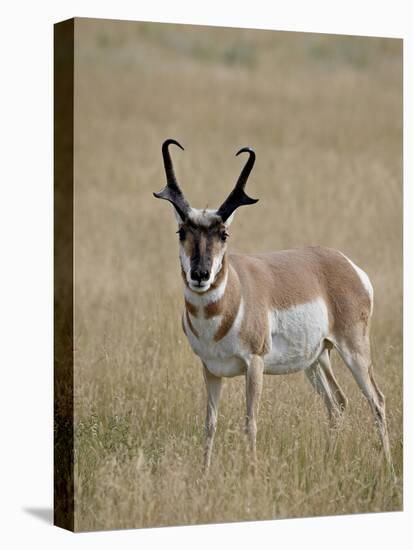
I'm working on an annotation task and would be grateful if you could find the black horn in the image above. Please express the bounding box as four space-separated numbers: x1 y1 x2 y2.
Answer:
216 147 259 223
153 139 191 221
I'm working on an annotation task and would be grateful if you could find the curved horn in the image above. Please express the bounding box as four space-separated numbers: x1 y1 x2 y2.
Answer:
217 147 259 222
153 139 191 221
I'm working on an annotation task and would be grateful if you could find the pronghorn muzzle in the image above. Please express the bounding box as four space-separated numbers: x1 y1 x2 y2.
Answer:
190 267 210 284
189 233 212 286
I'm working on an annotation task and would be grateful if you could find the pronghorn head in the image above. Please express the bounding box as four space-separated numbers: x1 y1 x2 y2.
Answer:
154 139 258 293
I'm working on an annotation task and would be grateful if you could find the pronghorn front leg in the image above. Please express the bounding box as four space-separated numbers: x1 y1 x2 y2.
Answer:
203 363 222 474
246 355 264 469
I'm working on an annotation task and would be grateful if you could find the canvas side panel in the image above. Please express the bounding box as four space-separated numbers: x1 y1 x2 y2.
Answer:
54 18 75 532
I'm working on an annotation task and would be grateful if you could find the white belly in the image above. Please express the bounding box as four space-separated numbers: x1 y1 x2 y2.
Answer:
184 297 330 378
263 297 330 374
204 356 246 378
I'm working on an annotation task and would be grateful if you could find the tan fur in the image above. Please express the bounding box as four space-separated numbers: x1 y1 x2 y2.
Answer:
212 265 242 342
225 246 372 355
185 309 199 338
313 247 371 343
185 299 198 317
203 300 222 319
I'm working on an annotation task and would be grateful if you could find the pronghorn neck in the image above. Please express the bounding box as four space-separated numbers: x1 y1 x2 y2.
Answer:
183 253 243 345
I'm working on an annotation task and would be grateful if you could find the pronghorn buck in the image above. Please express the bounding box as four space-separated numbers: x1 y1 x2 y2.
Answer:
154 138 392 473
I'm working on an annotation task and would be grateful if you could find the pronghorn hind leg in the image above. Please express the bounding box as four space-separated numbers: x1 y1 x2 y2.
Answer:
202 363 222 474
319 348 348 427
305 348 347 430
335 339 393 470
245 355 264 471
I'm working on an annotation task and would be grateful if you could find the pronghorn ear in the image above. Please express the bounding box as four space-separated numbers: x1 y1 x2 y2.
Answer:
173 208 184 225
223 212 235 227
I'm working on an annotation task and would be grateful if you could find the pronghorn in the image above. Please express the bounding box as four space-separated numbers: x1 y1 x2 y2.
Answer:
154 138 392 473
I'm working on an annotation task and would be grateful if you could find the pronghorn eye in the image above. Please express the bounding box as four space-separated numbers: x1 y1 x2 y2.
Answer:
220 231 229 242
177 228 186 241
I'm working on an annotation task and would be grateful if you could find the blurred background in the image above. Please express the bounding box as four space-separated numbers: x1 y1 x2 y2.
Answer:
73 18 402 531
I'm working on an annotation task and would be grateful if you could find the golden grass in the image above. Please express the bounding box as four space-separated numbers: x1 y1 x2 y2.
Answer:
72 19 402 531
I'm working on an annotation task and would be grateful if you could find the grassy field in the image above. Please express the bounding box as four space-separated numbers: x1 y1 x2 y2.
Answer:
73 19 402 531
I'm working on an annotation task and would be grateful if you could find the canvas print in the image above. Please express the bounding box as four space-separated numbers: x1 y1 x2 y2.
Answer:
54 17 403 532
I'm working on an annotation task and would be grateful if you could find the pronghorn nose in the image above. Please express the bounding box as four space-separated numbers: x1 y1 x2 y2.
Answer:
190 268 210 283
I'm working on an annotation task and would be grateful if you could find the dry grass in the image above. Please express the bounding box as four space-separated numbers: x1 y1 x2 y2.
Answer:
72 19 402 531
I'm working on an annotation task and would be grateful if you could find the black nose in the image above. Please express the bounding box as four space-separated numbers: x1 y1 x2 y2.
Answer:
190 268 210 283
